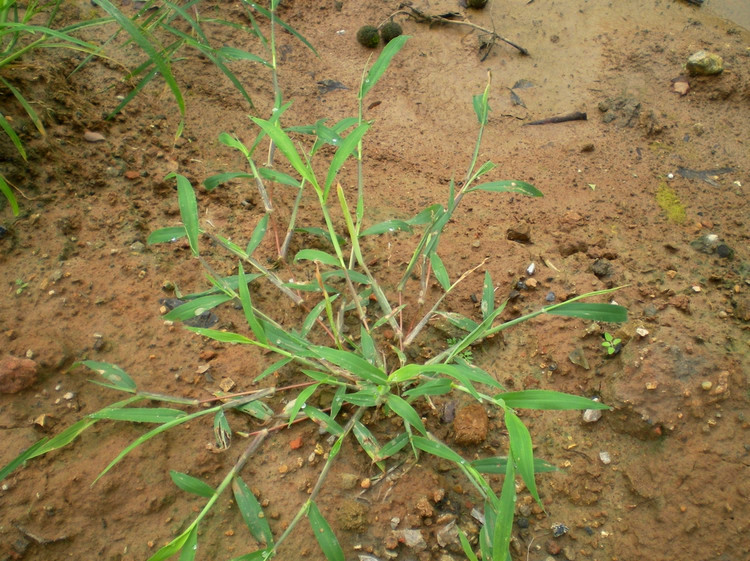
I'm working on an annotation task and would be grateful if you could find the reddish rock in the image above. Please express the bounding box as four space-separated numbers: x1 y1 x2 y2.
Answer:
453 403 489 445
124 170 140 180
0 355 39 393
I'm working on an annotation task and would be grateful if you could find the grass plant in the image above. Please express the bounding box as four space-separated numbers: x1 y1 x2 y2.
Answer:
1 10 628 561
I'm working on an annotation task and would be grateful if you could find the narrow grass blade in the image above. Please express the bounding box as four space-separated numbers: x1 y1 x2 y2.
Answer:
353 420 384 470
342 389 379 407
387 395 426 435
78 360 137 393
435 311 479 333
236 400 274 422
233 476 273 545
545 302 627 322
164 293 232 322
359 326 377 366
359 219 413 236
255 357 292 382
403 378 453 399
304 405 344 437
492 459 516 561
323 121 371 199
94 407 216 484
504 409 540 507
0 439 49 482
473 89 489 126
148 226 187 244
311 346 387 385
499 389 609 410
237 263 266 344
472 456 558 474
430 252 450 291
171 174 200 255
481 270 494 321
146 524 196 561
178 525 198 561
227 550 272 561
0 175 19 215
257 167 301 188
467 180 542 197
170 470 215 498
375 432 409 461
213 409 231 450
359 35 409 99
216 45 271 66
0 77 45 135
186 328 253 345
301 298 330 337
294 248 341 267
107 66 160 119
412 435 468 465
251 118 316 186
93 0 185 117
458 527 480 561
249 3 318 56
308 501 345 561
285 383 318 426
90 407 186 423
203 172 254 191
0 111 26 160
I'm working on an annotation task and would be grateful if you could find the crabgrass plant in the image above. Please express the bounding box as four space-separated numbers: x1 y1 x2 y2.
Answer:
1 38 626 561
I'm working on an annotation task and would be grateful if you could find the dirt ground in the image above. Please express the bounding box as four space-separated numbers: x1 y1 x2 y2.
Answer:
1 1 749 561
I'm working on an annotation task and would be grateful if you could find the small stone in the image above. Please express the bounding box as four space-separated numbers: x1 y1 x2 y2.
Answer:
525 278 538 288
591 258 613 278
506 224 531 243
340 473 359 490
0 356 39 394
691 285 702 293
716 244 733 259
545 291 556 302
635 327 649 338
551 523 569 537
701 381 712 391
360 478 371 489
471 240 481 248
219 378 235 392
63 391 75 400
124 170 141 180
645 381 658 390
396 529 426 550
568 347 590 370
686 50 723 76
526 263 535 276
599 451 611 464
546 540 562 555
580 143 595 152
84 130 106 142
130 241 145 253
583 408 602 423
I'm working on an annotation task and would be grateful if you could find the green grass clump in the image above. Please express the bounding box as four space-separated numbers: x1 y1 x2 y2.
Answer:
656 181 686 223
357 25 380 48
380 21 403 44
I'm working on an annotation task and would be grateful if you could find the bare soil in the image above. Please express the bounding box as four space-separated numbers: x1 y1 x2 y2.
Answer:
1 1 748 561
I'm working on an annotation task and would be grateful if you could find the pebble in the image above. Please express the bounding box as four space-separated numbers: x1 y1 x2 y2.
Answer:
506 224 531 243
701 380 713 391
545 291 556 302
599 451 612 464
686 50 723 76
0 355 39 394
526 262 535 276
583 408 602 423
84 130 106 142
635 327 649 338
526 278 538 288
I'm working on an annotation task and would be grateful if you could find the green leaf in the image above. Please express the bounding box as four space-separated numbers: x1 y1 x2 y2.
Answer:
504 409 540 506
482 270 494 321
227 550 273 561
359 326 377 366
353 420 384 470
249 2 318 56
29 418 97 459
342 389 379 407
170 470 215 498
473 456 558 474
430 252 450 291
359 219 413 236
323 121 371 198
301 298 332 337
0 77 45 136
164 293 232 322
311 346 387 384
203 172 254 191
146 525 195 561
387 394 426 435
216 45 271 66
472 92 489 126
412 436 467 465
238 263 267 344
294 248 341 268
499 390 609 411
233 476 273 545
286 384 319 426
257 167 301 188
308 501 344 561
173 174 200 256
235 400 274 422
94 0 185 118
213 409 232 450
304 405 344 437
360 35 410 98
467 180 542 197
375 432 409 461
0 439 49 482
148 226 187 245
186 327 253 345
0 174 19 216
90 407 187 423
78 360 137 393
458 527 480 561
403 378 453 399
492 458 516 561
251 118 315 186
178 526 198 561
0 111 27 160
435 312 480 333
255 357 292 382
545 302 627 323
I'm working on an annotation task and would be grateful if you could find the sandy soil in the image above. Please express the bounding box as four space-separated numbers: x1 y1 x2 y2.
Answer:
1 1 748 561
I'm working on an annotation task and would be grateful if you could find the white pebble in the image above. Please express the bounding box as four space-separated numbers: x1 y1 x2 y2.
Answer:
635 327 649 338
583 409 602 423
599 451 612 464
63 392 75 400
526 262 535 276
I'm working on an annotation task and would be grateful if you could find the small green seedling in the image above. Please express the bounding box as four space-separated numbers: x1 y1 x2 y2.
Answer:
14 279 28 295
602 332 622 355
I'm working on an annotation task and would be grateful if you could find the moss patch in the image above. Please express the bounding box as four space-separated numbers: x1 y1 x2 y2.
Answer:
656 182 686 223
